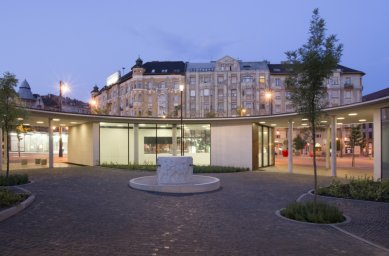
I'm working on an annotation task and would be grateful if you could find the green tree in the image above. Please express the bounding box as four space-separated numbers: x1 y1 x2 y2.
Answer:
285 9 343 202
0 72 25 177
349 125 364 167
293 134 306 154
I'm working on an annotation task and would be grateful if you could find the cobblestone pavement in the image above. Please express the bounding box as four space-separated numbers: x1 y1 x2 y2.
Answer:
0 167 388 256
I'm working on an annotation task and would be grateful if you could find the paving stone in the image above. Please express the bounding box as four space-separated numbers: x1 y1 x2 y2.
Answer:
0 167 387 256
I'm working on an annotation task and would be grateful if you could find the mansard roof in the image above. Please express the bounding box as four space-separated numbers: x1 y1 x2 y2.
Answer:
186 62 216 72
240 61 268 71
268 64 365 76
131 61 186 75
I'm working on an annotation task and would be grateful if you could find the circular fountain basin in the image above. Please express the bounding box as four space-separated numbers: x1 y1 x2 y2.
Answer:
129 175 220 193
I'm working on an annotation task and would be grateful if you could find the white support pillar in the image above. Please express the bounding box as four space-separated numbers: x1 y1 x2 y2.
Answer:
48 118 54 168
134 124 139 165
326 126 331 169
172 124 177 156
331 115 337 177
0 128 2 171
373 109 381 180
288 120 293 173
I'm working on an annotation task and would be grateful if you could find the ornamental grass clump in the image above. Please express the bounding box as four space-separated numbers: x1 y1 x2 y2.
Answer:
317 177 389 202
0 174 29 186
281 201 344 224
0 188 28 207
101 162 248 173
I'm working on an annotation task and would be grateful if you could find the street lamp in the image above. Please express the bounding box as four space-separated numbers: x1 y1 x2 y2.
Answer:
265 90 273 115
179 84 184 156
89 99 97 114
59 80 69 157
241 108 246 116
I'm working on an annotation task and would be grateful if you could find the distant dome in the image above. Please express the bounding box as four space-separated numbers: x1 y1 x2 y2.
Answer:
18 79 35 100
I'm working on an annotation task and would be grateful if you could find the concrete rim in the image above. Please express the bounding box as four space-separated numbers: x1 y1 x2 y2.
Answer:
275 208 351 226
0 187 35 222
129 175 220 194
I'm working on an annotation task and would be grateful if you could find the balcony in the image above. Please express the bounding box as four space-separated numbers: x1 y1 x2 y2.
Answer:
344 83 354 89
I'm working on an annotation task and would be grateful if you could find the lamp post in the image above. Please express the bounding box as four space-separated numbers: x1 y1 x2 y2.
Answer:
265 90 273 115
59 81 63 157
179 84 184 156
58 80 69 157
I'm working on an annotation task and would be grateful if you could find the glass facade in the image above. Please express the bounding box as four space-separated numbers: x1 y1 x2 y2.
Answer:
9 129 68 154
382 108 389 180
99 122 210 166
257 124 274 168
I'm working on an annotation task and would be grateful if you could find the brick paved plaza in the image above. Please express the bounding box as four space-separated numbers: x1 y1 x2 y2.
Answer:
0 167 388 256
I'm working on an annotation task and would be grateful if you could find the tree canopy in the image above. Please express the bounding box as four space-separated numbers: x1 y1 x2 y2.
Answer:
284 8 343 202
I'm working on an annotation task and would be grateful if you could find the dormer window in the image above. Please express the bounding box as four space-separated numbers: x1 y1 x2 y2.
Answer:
151 69 155 73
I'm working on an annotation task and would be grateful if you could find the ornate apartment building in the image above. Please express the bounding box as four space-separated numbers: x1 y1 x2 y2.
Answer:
92 56 365 118
186 56 270 117
92 58 186 117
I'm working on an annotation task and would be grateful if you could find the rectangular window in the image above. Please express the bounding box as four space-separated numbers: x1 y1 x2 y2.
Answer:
190 77 196 85
204 89 209 96
345 77 351 85
345 91 351 98
275 78 281 87
190 90 196 97
259 75 265 84
231 76 237 83
231 89 237 97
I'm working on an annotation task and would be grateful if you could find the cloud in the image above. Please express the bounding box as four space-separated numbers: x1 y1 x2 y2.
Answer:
126 26 236 61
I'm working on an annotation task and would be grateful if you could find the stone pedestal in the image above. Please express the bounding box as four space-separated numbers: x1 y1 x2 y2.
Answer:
129 156 220 194
157 156 193 184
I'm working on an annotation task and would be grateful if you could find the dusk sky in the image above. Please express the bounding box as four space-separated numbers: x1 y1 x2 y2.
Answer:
1 0 388 101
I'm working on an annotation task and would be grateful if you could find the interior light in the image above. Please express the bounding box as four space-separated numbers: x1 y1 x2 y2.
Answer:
70 121 78 124
259 121 266 124
53 118 60 121
358 119 366 122
301 118 308 121
17 117 24 121
348 113 358 116
36 121 44 124
337 117 345 120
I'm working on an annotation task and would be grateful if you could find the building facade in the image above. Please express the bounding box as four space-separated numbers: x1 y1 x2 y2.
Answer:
92 58 186 117
93 56 365 118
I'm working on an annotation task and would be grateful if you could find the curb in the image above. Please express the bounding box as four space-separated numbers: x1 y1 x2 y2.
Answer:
275 208 351 226
0 187 35 222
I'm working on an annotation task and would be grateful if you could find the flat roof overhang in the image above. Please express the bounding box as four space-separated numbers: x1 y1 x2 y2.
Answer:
20 95 389 129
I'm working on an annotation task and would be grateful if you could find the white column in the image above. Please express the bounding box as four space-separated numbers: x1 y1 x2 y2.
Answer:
0 128 2 171
134 124 139 165
48 118 54 168
288 120 293 173
331 115 337 177
326 126 330 169
373 109 381 180
92 123 100 166
172 124 177 156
